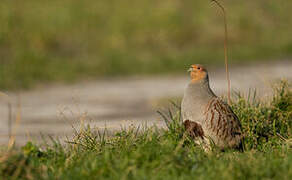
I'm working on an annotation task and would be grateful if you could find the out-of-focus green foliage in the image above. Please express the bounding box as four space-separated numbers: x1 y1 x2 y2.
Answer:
1 0 292 89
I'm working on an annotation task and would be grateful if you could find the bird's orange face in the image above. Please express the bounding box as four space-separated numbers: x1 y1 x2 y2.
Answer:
188 64 208 82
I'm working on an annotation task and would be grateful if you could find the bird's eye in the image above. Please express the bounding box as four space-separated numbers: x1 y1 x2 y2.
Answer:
197 67 201 70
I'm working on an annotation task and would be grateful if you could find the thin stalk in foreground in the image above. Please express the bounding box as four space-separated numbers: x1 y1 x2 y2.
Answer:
211 0 231 103
0 92 12 145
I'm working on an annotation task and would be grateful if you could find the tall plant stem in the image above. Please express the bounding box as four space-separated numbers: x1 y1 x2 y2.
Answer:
211 0 231 103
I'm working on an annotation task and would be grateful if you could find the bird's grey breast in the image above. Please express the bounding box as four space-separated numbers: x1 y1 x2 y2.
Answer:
181 83 212 124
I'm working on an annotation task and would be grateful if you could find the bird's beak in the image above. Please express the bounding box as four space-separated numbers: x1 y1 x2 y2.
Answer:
187 67 193 72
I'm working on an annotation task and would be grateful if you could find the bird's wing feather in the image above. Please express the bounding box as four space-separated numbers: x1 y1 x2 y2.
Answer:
204 97 242 141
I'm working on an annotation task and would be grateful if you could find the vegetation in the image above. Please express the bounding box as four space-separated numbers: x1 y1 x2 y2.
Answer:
1 0 292 89
0 81 291 179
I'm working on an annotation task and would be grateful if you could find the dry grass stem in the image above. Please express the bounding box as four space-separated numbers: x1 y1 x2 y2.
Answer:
211 0 231 104
0 92 13 147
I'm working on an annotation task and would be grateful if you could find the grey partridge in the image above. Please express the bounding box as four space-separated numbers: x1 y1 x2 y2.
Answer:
181 64 243 150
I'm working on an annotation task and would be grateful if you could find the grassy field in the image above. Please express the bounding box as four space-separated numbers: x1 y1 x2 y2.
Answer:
0 81 291 179
0 0 292 89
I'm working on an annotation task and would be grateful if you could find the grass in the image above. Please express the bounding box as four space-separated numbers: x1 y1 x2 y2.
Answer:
1 0 292 89
0 81 291 179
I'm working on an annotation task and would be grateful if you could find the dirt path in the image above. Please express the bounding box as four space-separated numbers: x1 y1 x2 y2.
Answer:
0 60 291 145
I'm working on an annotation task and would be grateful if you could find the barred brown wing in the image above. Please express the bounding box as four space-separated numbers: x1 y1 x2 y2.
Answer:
204 97 242 146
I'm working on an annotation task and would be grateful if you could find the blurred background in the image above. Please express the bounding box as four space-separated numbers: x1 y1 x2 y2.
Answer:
0 0 292 89
0 0 291 144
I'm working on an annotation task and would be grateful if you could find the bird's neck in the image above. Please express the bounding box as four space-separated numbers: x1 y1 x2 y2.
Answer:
187 77 216 99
